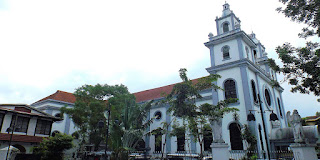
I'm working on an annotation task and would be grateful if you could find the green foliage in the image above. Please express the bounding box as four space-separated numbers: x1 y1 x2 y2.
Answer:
200 100 239 122
170 124 185 138
269 42 320 100
241 125 257 159
110 148 129 160
61 83 151 152
270 0 320 102
269 80 281 88
33 133 73 160
242 125 257 151
163 68 238 158
277 0 320 37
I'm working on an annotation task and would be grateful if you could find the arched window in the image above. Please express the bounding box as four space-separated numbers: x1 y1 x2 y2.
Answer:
155 134 162 152
253 50 257 60
224 79 237 99
222 45 230 59
264 88 271 106
135 139 146 150
54 113 62 118
229 123 243 150
177 133 185 151
245 46 249 59
54 113 63 123
154 111 162 120
52 130 60 137
223 22 229 33
251 80 258 103
277 98 283 117
12 144 26 153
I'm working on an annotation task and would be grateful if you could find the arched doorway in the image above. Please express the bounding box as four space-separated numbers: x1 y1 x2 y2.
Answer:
135 139 146 150
229 123 243 150
51 130 60 137
12 144 26 153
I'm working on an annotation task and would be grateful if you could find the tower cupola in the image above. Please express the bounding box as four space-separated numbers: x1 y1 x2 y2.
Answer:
222 3 231 17
215 3 241 35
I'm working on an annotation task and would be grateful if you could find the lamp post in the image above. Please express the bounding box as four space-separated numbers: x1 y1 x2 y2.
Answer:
6 114 18 160
99 102 111 160
247 94 279 160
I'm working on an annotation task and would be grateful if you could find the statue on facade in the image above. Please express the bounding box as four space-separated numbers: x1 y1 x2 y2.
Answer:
287 110 305 143
209 118 225 143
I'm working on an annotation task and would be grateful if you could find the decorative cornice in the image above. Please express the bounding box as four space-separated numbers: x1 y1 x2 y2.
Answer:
36 105 62 111
215 12 241 23
204 30 256 48
206 59 284 92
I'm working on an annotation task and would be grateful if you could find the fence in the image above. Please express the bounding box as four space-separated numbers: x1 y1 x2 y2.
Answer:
229 150 294 160
31 150 295 160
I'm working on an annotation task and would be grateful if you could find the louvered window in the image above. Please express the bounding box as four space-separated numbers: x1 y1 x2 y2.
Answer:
35 119 52 135
224 80 237 99
10 116 29 133
222 46 230 59
251 80 258 103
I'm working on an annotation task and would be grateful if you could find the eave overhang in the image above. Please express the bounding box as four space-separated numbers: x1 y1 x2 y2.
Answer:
204 30 256 48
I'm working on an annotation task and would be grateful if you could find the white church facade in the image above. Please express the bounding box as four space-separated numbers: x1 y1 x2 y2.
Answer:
31 3 289 159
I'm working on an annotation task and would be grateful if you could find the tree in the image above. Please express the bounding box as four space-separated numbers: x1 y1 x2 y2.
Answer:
269 0 320 101
277 0 320 37
33 133 73 160
162 68 238 159
241 124 257 159
61 84 121 151
61 83 152 157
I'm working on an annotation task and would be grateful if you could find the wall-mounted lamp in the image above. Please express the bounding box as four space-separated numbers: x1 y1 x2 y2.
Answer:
247 111 256 121
269 110 279 121
247 110 279 122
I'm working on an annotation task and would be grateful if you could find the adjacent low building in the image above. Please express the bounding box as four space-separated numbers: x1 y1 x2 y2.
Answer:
0 104 61 153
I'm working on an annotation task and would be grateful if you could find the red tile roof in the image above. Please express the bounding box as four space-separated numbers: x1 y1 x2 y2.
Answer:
34 90 76 104
34 78 202 104
134 84 175 103
0 133 44 143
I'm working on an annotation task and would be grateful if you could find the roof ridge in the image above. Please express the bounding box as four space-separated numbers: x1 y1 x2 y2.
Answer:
134 83 176 94
133 77 204 94
33 76 207 104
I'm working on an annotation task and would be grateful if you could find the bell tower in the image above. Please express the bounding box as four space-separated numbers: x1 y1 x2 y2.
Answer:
215 2 241 35
205 3 287 159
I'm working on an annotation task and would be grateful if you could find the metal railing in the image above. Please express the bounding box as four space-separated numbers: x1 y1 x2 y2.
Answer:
61 150 296 160
229 150 294 160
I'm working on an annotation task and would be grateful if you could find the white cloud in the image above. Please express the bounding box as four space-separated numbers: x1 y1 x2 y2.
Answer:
0 0 319 117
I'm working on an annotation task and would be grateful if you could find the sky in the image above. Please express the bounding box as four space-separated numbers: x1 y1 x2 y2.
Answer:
0 0 319 117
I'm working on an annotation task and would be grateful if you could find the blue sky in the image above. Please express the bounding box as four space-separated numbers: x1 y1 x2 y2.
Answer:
0 0 319 117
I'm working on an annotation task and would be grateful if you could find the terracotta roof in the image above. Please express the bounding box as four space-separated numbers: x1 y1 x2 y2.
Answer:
134 84 175 103
0 133 44 143
34 90 76 104
34 78 202 104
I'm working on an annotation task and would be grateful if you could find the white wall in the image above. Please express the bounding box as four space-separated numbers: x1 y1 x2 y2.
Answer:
214 39 240 66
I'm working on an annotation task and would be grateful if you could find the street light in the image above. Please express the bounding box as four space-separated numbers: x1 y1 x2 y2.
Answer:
98 98 112 160
6 114 18 160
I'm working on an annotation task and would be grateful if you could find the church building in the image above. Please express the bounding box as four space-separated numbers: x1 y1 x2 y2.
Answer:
31 3 288 159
